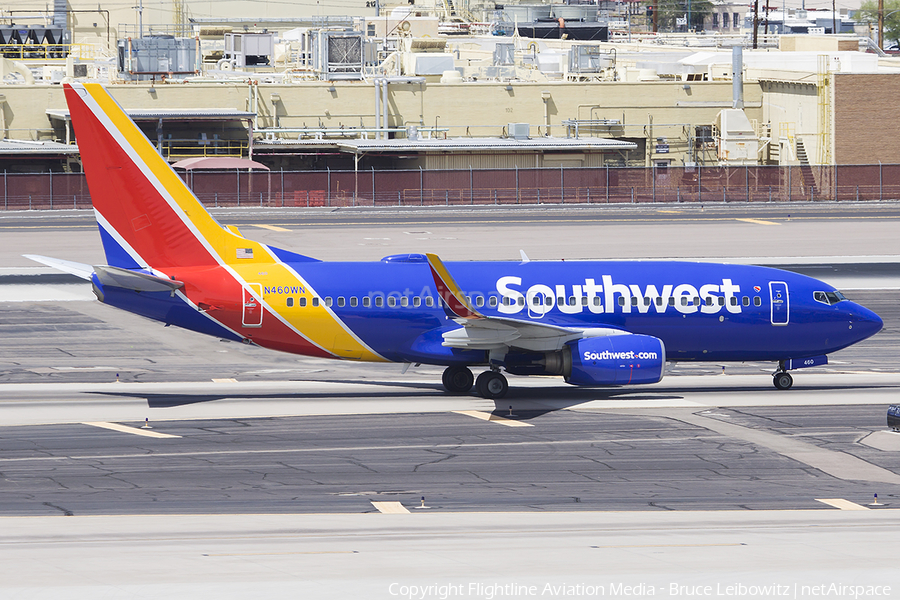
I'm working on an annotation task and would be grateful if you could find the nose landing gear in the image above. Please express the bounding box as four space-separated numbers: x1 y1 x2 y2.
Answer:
773 370 793 390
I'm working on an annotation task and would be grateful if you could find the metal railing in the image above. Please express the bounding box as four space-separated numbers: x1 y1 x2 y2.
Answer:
2 164 898 210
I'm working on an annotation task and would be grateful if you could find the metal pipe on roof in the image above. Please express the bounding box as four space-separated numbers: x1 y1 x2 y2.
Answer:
732 45 743 110
382 79 389 140
375 79 381 140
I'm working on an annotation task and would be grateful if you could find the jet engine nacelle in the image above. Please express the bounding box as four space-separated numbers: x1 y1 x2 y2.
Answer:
566 334 666 386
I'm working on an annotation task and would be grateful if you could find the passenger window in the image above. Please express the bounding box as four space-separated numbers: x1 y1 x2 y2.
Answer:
742 296 750 306
375 297 384 307
681 297 688 306
705 297 713 306
487 296 496 307
730 297 737 306
337 297 345 307
581 296 588 306
557 297 564 306
503 297 511 306
655 297 663 306
350 297 358 307
693 297 700 306
592 297 600 306
518 297 524 306
426 297 435 307
413 297 421 307
754 296 761 306
532 296 541 306
325 297 333 307
644 297 651 306
630 297 638 306
668 297 675 306
312 297 320 307
618 297 625 306
363 297 371 307
299 297 307 307
569 296 576 306
287 297 294 307
476 296 484 307
388 297 396 307
401 297 409 307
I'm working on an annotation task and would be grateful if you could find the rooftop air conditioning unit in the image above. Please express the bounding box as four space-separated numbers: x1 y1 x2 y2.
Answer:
508 123 530 140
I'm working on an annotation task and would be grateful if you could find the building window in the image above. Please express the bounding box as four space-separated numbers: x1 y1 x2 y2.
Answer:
733 12 740 28
713 12 719 27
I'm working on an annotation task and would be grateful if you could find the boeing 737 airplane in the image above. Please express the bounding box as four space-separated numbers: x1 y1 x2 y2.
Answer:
28 83 883 399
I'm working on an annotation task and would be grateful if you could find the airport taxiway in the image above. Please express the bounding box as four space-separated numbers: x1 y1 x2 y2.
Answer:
1 204 899 598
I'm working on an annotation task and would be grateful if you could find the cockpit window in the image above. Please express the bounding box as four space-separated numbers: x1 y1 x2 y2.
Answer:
814 291 847 305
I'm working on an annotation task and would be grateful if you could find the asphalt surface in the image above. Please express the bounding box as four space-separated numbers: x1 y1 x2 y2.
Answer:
2 204 900 598
2 403 899 517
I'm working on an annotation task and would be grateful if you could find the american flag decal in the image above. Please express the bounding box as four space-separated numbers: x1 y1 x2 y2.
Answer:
236 248 253 259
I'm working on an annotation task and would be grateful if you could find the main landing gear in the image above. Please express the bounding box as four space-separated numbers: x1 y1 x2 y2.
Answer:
441 366 509 399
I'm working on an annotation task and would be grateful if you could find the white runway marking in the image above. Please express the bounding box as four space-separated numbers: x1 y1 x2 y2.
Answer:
371 501 410 514
454 410 534 427
815 498 869 511
211 378 238 383
83 421 181 439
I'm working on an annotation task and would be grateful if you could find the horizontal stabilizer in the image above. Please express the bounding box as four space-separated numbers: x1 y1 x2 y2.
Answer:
23 254 94 280
93 265 184 293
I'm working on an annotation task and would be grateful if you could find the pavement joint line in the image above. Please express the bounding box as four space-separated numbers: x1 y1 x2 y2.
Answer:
815 498 870 511
0 435 715 463
82 421 181 439
453 410 534 427
680 412 900 485
371 501 411 514
591 543 746 548
203 551 358 556
735 218 781 226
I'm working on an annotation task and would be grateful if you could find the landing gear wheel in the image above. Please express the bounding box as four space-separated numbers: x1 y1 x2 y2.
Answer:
476 371 509 399
442 366 474 393
773 372 793 390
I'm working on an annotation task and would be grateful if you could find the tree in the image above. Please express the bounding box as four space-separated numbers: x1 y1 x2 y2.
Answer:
652 0 714 32
858 0 900 48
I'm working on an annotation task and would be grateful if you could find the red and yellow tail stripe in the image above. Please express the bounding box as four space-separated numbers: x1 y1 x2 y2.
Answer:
65 83 384 362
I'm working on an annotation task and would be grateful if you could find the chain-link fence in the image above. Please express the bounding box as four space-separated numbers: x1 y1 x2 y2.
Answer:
3 164 899 210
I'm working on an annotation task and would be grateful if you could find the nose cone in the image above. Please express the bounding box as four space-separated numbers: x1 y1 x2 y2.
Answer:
849 303 883 342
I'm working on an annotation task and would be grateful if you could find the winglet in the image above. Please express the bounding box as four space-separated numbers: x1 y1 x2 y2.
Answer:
425 253 483 320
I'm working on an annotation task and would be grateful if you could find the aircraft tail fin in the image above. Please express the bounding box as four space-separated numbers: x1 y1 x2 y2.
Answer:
63 83 268 271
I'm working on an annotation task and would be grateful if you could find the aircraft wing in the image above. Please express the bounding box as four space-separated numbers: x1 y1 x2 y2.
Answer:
425 253 625 352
